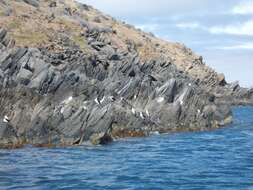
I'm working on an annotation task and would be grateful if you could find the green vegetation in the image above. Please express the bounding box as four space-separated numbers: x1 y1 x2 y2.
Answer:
7 19 22 30
0 9 4 17
57 17 89 52
58 17 81 33
72 35 88 52
13 32 48 46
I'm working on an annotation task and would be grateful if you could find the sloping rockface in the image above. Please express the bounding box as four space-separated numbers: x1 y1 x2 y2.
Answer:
0 0 251 148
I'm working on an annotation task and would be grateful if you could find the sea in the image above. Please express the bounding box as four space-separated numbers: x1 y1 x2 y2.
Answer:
0 106 253 190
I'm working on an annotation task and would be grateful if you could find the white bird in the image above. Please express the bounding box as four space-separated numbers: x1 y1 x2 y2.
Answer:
180 100 184 105
188 83 192 87
131 108 136 115
63 96 73 105
3 115 10 123
140 112 144 119
145 109 150 117
60 107 65 114
94 98 100 105
197 109 201 114
157 97 164 103
109 96 115 101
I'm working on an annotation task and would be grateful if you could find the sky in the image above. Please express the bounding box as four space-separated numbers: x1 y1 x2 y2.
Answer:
78 0 253 87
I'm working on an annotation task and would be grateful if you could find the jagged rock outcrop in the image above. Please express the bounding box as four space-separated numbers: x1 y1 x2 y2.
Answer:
0 0 251 148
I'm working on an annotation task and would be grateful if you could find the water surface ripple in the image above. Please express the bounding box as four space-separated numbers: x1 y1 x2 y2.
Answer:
0 107 253 190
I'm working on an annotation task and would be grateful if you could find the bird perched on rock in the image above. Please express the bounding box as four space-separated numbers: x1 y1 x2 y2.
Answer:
3 115 10 123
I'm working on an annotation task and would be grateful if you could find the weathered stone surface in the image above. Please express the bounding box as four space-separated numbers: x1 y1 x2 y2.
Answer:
2 41 231 147
23 0 39 7
0 29 7 43
16 68 33 84
0 121 19 147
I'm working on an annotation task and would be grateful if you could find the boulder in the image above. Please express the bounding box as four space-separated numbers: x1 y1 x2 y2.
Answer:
29 69 48 90
17 68 33 84
218 73 226 86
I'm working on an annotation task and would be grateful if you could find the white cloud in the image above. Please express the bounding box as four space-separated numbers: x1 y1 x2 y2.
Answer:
211 42 253 50
209 20 253 36
232 1 253 14
203 50 253 87
176 22 201 29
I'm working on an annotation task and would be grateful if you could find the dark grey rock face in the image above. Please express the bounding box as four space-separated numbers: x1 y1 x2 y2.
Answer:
0 26 247 148
211 81 253 106
23 0 39 7
0 121 19 148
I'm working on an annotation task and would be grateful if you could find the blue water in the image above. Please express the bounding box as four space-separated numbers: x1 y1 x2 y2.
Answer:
0 107 253 190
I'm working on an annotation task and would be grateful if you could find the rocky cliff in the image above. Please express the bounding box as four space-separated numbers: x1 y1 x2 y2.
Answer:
0 0 252 148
